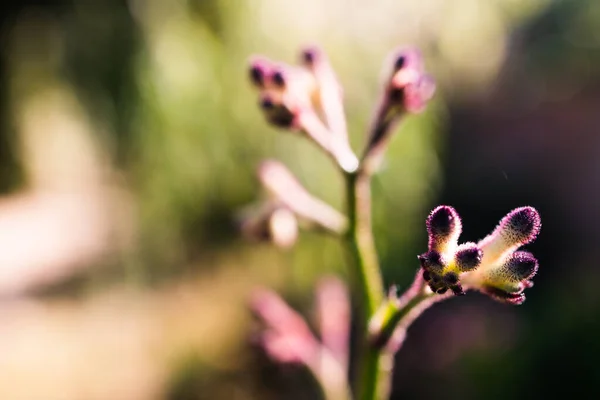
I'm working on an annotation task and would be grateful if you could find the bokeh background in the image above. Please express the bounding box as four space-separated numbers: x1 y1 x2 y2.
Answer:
0 0 597 399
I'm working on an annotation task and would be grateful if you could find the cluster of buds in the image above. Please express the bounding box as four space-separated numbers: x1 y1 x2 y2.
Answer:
249 47 359 172
420 206 541 304
362 48 436 174
243 41 542 400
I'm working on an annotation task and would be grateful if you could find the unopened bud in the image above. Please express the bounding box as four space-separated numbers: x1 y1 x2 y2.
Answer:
503 251 539 281
259 93 297 128
418 250 444 274
479 207 541 265
427 205 462 254
455 243 482 272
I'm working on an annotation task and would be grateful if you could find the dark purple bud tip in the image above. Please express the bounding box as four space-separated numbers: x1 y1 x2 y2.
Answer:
272 70 286 87
250 65 265 87
388 87 404 103
422 269 431 282
503 207 541 244
455 244 483 272
427 206 459 237
418 251 444 273
451 284 465 296
505 251 539 280
301 48 317 65
443 272 459 285
260 95 275 110
269 110 295 128
430 273 441 283
436 287 448 294
393 55 406 71
428 278 445 293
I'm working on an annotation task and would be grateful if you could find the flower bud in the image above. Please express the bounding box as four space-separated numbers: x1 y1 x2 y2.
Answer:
455 242 482 272
459 206 541 305
259 93 297 128
249 57 275 88
504 251 538 281
479 207 541 266
387 48 435 113
426 205 462 255
418 250 444 275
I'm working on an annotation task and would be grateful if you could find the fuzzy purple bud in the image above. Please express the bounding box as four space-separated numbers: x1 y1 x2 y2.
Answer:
455 243 482 272
426 205 462 253
249 58 273 88
250 65 265 87
443 272 459 285
259 93 296 128
479 206 541 266
272 70 286 88
418 250 444 274
502 207 541 245
393 55 406 72
504 251 539 281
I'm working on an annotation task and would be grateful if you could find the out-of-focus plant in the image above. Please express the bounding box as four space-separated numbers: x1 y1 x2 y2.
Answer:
241 45 541 400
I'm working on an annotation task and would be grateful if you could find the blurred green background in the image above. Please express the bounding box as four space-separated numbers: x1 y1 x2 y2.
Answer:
0 0 598 399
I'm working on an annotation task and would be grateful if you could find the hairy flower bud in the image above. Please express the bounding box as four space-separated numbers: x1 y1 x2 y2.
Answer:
504 251 539 281
419 206 479 295
455 243 482 272
387 48 435 113
426 205 462 256
459 207 542 305
479 206 541 266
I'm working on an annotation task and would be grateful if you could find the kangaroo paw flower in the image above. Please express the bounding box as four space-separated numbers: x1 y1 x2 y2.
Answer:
248 51 359 172
461 207 542 304
418 206 483 296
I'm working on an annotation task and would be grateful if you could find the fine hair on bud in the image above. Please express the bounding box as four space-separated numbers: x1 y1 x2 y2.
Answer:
426 205 462 252
443 272 458 285
455 243 482 272
499 207 541 246
418 250 444 274
504 251 539 281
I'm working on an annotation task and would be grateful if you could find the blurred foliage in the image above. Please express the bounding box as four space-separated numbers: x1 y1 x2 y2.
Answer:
0 0 599 399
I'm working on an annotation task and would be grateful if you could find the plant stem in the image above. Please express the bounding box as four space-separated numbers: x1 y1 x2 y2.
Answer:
344 169 449 400
344 171 384 314
344 170 386 400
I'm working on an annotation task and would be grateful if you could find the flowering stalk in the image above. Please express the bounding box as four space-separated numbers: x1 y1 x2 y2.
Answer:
344 169 387 399
244 44 542 400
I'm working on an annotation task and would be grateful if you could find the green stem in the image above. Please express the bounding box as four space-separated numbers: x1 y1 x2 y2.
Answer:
344 170 386 400
344 171 384 314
